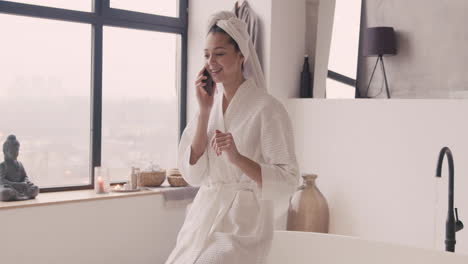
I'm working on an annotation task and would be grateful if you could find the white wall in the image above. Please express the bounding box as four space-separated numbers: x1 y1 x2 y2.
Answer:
358 0 468 98
268 0 306 98
312 0 334 98
0 195 187 264
305 0 319 77
285 99 468 254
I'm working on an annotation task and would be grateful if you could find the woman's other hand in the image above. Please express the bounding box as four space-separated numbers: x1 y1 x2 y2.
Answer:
195 67 216 114
211 130 241 164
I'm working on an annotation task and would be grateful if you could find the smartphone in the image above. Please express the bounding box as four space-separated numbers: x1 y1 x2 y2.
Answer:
202 68 213 96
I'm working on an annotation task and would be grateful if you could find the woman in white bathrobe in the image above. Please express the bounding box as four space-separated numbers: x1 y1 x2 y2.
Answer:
165 11 299 264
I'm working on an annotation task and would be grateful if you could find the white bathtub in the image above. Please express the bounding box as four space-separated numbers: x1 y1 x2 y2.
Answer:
267 231 468 264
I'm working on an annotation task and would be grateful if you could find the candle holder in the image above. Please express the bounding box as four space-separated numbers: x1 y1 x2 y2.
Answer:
94 167 110 194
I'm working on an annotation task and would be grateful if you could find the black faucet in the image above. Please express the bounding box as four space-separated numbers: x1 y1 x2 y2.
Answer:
436 147 464 252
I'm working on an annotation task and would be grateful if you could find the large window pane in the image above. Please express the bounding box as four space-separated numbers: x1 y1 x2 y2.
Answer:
0 14 91 188
111 0 178 17
7 1 91 12
102 26 179 182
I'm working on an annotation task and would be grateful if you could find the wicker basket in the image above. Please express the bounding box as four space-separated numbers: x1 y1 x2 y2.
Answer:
167 175 188 187
166 168 181 176
138 170 166 187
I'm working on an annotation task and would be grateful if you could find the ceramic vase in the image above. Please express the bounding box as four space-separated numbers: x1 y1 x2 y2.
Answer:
287 173 329 233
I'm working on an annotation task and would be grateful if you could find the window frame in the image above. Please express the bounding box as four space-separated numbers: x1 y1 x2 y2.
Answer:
0 0 188 192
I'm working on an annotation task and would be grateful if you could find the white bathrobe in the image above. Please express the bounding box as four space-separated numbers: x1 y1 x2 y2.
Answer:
165 78 299 264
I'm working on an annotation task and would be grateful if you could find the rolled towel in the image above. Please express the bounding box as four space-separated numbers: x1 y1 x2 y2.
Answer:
162 186 200 201
162 186 200 209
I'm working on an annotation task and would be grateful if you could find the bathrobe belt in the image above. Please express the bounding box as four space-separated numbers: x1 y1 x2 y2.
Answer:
205 181 258 191
197 181 260 244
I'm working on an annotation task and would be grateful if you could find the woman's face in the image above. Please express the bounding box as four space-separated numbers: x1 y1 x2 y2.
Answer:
204 32 244 84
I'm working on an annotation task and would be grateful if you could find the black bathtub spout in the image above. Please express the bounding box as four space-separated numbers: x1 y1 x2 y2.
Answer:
436 147 464 252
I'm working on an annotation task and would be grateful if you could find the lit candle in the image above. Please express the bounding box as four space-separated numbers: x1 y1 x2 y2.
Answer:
114 184 122 191
97 176 105 193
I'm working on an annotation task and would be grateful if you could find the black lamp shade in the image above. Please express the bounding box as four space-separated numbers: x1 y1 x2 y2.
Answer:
362 27 397 56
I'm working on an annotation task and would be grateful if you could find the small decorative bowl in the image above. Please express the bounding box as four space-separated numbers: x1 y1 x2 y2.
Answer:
166 168 181 176
138 169 166 187
167 175 188 187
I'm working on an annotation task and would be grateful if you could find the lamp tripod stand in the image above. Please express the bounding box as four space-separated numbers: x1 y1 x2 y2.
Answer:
365 55 391 99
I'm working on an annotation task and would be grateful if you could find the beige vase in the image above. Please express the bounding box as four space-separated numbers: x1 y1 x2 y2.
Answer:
287 173 329 233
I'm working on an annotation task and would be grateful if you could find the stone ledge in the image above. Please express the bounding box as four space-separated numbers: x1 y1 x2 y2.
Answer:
0 185 185 210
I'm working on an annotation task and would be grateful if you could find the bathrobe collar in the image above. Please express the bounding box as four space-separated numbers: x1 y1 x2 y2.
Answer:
218 78 256 132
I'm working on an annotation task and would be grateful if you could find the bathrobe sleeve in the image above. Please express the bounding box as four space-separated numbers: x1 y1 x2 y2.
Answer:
177 112 209 186
259 103 300 201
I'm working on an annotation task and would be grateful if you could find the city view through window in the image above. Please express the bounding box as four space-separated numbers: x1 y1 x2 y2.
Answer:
0 13 179 188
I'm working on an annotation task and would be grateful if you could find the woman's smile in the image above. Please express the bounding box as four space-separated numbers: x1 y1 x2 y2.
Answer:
210 68 222 77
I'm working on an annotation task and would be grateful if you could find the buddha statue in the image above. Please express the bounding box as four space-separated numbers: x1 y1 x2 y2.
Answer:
0 135 39 201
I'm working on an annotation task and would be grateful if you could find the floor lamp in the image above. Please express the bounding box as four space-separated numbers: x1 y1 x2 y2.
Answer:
363 27 397 98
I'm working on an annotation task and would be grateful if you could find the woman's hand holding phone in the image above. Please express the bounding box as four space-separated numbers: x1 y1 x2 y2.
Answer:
202 68 213 96
195 66 216 114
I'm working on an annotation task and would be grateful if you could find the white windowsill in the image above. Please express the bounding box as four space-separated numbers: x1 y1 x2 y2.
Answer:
0 183 188 210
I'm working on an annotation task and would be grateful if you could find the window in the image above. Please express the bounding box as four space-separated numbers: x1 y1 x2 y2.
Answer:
0 14 91 188
0 0 188 192
102 26 179 182
110 0 178 17
5 0 91 12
